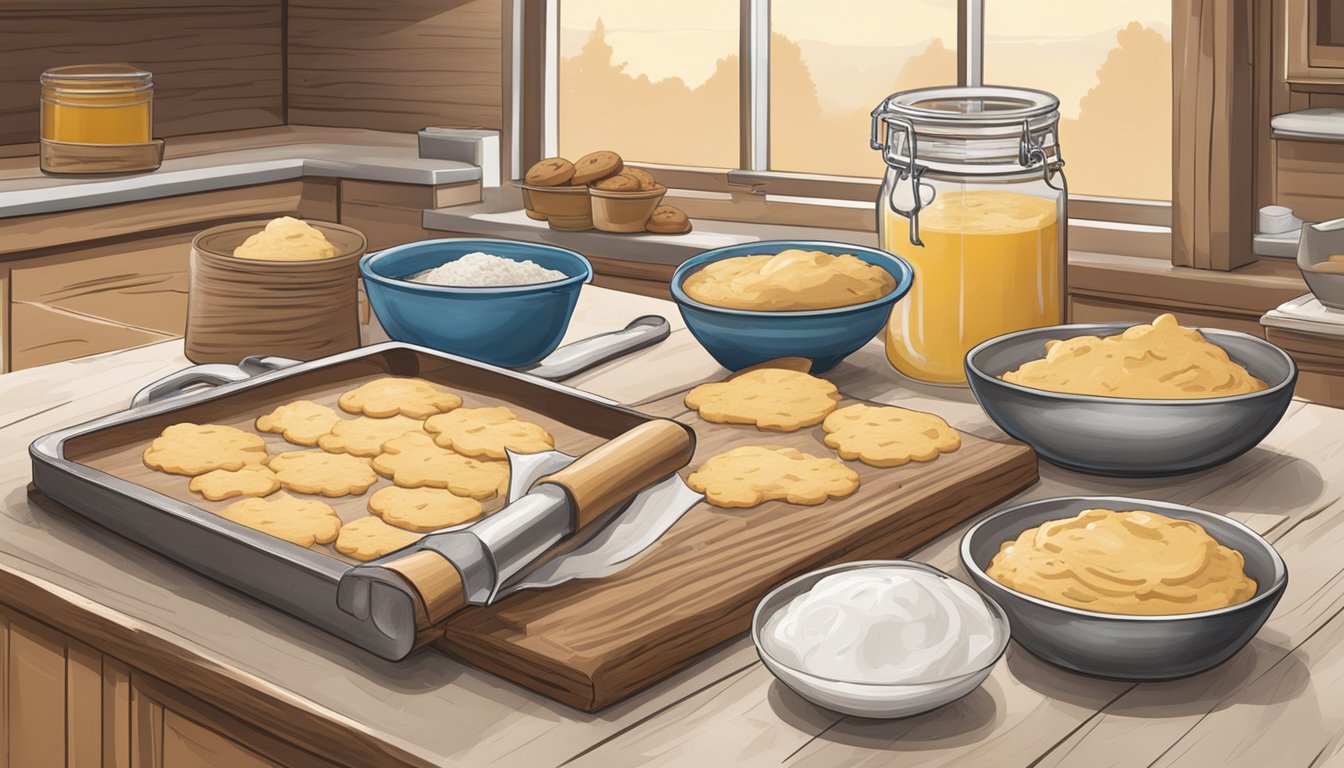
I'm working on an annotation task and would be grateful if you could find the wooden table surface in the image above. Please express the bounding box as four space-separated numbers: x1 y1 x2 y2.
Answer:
2 285 1343 767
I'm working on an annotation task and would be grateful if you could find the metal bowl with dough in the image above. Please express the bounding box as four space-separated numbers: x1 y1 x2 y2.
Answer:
964 322 1297 477
960 496 1287 680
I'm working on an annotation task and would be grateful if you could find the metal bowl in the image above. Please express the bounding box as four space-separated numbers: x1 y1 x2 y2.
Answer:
964 322 1297 476
752 560 1010 718
1297 217 1344 310
960 496 1287 680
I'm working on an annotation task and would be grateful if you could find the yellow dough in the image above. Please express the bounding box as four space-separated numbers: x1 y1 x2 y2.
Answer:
687 446 860 509
1312 254 1344 273
335 516 424 562
372 433 509 500
682 249 895 311
423 406 554 459
255 400 344 446
338 377 463 419
188 466 281 501
822 403 961 468
218 493 341 548
143 423 268 477
232 216 339 261
684 369 840 432
318 415 427 457
1002 313 1268 399
268 450 378 497
368 486 484 532
987 508 1258 616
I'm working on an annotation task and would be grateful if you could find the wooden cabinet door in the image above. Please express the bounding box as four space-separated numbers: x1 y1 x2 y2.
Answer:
129 674 336 768
0 605 129 768
0 603 335 768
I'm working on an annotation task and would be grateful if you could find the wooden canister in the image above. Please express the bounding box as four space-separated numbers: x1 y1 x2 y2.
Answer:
185 220 367 364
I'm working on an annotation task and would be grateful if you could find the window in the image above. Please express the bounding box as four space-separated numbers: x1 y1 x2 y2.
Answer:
556 1 739 168
552 1 1172 208
984 1 1171 201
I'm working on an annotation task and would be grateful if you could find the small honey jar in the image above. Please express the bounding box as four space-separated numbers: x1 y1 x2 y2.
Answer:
39 63 163 174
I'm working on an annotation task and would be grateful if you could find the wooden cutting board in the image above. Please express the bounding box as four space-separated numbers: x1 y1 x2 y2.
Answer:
436 388 1039 711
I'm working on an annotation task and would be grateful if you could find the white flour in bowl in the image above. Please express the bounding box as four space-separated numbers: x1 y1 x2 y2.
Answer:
409 251 568 287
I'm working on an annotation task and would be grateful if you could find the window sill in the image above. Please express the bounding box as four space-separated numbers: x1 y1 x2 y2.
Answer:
421 205 878 268
422 202 1306 323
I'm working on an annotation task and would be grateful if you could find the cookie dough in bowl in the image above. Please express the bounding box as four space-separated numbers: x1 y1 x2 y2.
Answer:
961 496 1287 680
682 249 896 311
671 240 913 373
965 319 1297 476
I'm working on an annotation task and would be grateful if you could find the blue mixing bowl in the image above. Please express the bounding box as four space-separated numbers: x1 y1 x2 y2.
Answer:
671 241 914 373
360 239 593 368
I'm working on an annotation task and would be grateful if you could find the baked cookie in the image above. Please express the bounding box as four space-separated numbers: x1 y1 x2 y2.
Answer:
317 415 427 457
525 157 575 187
622 167 657 190
422 406 554 460
592 173 641 192
822 403 961 468
143 423 268 477
255 400 343 446
684 369 840 432
218 493 341 548
268 450 378 497
335 516 424 562
687 446 860 509
188 466 281 502
571 150 623 185
338 377 462 419
646 206 692 234
372 433 509 500
369 486 483 532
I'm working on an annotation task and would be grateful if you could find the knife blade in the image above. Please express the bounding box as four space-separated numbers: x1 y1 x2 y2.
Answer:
335 418 696 657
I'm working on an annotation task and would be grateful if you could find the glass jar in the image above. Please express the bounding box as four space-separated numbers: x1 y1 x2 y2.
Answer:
41 64 153 145
871 86 1067 385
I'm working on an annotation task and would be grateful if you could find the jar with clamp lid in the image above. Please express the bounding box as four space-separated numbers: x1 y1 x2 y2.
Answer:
871 86 1067 385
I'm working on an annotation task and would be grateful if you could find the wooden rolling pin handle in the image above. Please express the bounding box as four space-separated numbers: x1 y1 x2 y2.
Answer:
382 549 467 627
539 418 696 530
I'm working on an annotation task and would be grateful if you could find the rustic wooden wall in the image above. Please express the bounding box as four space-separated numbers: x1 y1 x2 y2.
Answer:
286 0 504 133
0 0 284 147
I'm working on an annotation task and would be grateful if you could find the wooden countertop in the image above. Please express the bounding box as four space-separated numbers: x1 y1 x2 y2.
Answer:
0 126 480 219
3 285 1344 767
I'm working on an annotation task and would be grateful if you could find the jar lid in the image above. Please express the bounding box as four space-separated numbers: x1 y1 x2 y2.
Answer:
871 86 1065 248
871 86 1062 177
41 63 153 92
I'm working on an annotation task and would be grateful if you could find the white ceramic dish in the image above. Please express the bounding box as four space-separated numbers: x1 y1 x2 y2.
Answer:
751 560 1010 719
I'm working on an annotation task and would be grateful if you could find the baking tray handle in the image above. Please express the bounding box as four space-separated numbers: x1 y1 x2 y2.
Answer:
130 356 300 408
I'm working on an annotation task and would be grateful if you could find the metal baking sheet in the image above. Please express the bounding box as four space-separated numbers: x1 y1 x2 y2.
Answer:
28 342 653 660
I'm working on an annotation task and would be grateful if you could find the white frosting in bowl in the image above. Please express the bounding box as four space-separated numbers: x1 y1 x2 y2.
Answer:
761 566 1002 685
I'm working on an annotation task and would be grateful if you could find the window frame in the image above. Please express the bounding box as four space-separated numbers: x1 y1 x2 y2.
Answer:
523 0 1173 238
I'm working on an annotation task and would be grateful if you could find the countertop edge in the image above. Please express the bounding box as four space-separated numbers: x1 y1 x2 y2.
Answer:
0 146 481 220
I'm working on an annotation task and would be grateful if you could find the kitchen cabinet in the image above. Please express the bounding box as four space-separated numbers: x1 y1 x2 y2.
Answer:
0 167 483 373
0 178 338 373
0 603 331 768
339 179 479 251
1288 0 1344 82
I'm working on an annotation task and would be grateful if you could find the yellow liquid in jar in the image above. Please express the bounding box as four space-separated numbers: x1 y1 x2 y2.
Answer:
41 91 151 144
884 190 1060 385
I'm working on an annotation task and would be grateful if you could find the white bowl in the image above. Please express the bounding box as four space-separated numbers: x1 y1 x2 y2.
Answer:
751 560 1010 718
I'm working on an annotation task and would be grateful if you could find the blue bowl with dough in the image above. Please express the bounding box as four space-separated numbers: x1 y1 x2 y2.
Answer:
671 240 913 373
360 238 593 367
